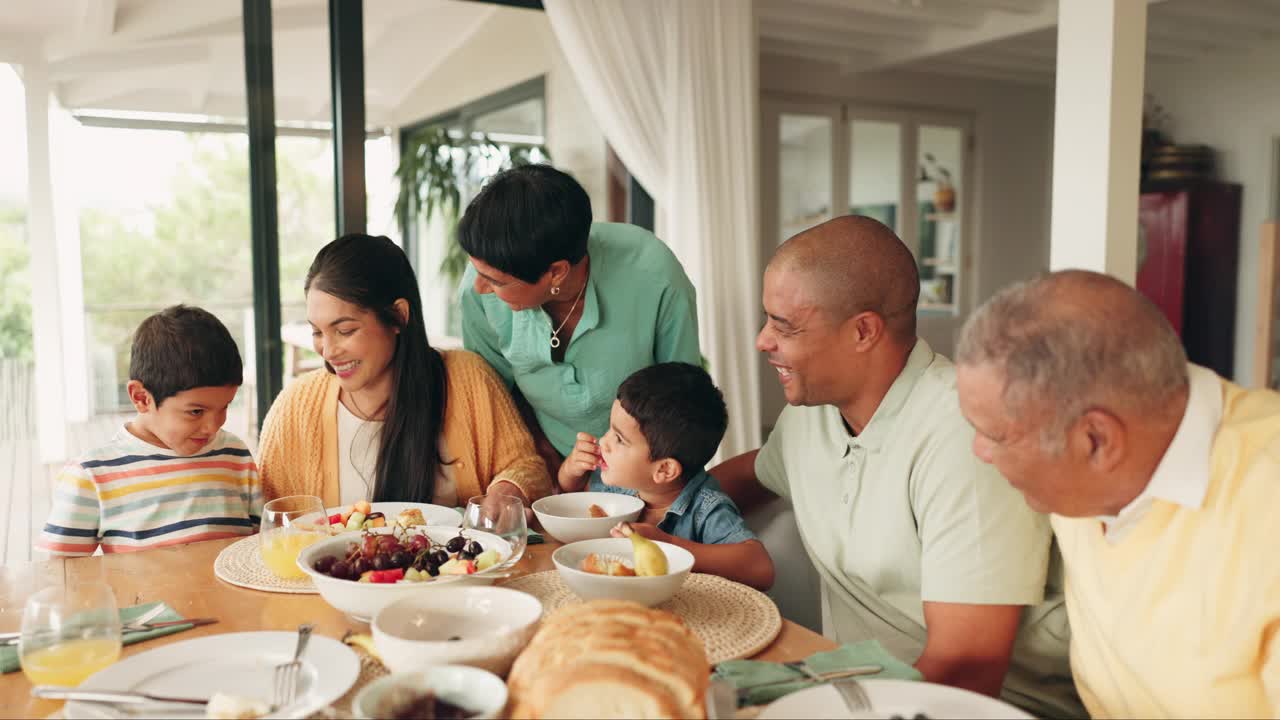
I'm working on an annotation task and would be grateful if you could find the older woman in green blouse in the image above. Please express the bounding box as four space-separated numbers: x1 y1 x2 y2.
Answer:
458 164 701 478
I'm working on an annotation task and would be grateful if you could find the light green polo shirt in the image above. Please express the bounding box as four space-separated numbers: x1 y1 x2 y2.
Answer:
756 339 1082 719
460 222 701 456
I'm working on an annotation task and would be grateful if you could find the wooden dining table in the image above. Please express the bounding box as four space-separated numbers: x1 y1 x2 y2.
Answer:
0 534 836 719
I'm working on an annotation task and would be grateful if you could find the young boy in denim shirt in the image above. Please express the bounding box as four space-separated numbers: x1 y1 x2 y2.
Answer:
39 305 262 556
558 362 774 589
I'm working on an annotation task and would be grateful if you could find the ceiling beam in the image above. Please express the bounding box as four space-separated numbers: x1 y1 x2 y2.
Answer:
47 44 209 80
755 2 923 38
776 0 983 28
760 22 905 54
1145 16 1267 50
760 38 859 69
928 50 1055 75
862 0 1058 71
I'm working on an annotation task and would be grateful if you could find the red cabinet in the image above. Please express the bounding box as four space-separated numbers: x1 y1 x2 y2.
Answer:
1137 182 1242 378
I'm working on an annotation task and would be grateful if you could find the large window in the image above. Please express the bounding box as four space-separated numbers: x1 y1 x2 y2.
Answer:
398 77 548 341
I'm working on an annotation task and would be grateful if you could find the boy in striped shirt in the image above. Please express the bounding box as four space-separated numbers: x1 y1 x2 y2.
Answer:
40 305 262 556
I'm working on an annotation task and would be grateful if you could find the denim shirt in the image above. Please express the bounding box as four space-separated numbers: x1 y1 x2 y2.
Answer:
587 469 755 545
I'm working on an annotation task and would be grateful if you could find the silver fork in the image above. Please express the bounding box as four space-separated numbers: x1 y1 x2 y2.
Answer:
831 677 873 713
273 624 313 709
786 661 872 713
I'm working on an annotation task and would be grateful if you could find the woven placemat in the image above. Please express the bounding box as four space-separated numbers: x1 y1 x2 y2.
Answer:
213 534 318 594
500 571 781 664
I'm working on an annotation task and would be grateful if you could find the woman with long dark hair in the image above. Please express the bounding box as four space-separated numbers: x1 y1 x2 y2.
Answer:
258 234 549 507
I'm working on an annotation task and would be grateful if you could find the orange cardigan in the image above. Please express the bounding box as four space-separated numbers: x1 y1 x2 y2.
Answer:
258 349 551 506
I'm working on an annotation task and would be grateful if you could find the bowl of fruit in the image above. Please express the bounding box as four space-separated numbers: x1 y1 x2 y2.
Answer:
550 529 694 607
531 492 645 544
325 500 463 533
298 526 512 621
372 587 542 677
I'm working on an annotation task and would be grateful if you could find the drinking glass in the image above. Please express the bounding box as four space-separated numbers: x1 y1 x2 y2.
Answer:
19 583 122 687
259 495 328 579
462 493 527 572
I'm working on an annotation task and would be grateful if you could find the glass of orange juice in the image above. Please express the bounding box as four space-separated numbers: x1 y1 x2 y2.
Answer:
260 495 328 579
20 583 122 686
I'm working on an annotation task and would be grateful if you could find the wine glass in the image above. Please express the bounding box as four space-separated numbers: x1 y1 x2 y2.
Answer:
462 493 527 572
259 495 329 580
19 583 122 687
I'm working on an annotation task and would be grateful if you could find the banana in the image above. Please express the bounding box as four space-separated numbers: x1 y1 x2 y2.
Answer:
622 525 668 577
341 631 381 661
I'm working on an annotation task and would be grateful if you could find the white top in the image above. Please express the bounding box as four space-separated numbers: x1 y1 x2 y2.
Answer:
1098 364 1223 543
336 400 458 507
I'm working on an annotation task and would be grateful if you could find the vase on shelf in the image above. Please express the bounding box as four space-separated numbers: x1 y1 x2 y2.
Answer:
933 185 956 213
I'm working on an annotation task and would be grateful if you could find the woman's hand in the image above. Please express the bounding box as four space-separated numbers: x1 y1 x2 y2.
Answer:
556 432 600 492
485 481 534 524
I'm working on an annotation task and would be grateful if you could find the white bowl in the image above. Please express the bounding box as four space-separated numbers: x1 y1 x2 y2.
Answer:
372 586 542 677
551 537 694 607
297 526 514 622
352 667 508 720
532 492 644 543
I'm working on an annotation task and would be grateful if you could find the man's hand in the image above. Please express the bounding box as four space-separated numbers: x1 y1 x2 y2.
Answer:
610 522 674 545
557 432 600 492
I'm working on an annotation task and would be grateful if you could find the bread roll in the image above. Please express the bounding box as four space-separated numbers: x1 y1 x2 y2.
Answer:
507 599 709 719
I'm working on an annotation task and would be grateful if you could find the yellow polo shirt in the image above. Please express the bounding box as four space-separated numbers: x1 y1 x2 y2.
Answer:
1052 373 1280 718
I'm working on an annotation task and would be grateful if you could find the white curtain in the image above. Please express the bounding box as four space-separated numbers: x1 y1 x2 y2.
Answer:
544 0 762 458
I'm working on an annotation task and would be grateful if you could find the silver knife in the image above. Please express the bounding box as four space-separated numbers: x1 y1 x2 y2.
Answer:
0 618 217 646
32 686 209 705
733 664 883 695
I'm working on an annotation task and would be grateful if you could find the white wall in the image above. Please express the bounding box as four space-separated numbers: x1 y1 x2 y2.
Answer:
759 56 1055 427
391 8 606 217
1145 43 1280 384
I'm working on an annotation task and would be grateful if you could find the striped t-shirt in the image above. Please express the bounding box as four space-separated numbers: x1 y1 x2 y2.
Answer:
39 427 262 556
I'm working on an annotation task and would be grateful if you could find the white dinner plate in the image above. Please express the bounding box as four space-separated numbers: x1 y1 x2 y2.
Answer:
66 632 361 720
757 679 1034 720
325 501 462 531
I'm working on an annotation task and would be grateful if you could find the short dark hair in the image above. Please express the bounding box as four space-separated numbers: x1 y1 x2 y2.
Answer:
129 305 243 407
457 164 592 283
617 363 727 481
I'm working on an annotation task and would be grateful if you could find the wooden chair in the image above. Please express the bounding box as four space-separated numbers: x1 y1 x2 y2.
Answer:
1255 222 1280 389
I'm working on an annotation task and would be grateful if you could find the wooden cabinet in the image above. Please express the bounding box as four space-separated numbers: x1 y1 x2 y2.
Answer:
1137 181 1242 378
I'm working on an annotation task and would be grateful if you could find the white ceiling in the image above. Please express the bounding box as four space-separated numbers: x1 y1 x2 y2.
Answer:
2 0 1278 126
757 0 1280 87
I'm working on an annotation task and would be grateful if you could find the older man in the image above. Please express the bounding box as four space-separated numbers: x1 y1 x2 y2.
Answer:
955 270 1280 718
714 216 1081 718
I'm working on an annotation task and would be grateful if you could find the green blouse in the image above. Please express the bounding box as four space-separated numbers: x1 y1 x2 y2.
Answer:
460 222 701 456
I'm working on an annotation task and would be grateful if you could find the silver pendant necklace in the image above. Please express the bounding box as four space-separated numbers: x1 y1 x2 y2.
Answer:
548 277 587 349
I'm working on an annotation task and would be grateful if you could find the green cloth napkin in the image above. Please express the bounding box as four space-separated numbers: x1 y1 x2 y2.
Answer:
526 528 544 545
1 601 196 674
714 639 923 707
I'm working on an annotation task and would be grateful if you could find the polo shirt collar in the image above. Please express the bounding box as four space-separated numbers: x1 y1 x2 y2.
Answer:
1098 364 1222 538
854 338 935 452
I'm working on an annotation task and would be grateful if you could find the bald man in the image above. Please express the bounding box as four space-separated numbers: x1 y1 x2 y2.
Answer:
714 217 1081 718
956 270 1280 718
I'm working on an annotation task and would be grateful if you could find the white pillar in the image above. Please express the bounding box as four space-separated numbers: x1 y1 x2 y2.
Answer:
25 63 89 460
1048 0 1148 283
25 60 69 462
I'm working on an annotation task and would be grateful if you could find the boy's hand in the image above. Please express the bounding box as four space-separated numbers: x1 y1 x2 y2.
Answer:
611 522 674 545
557 432 600 492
